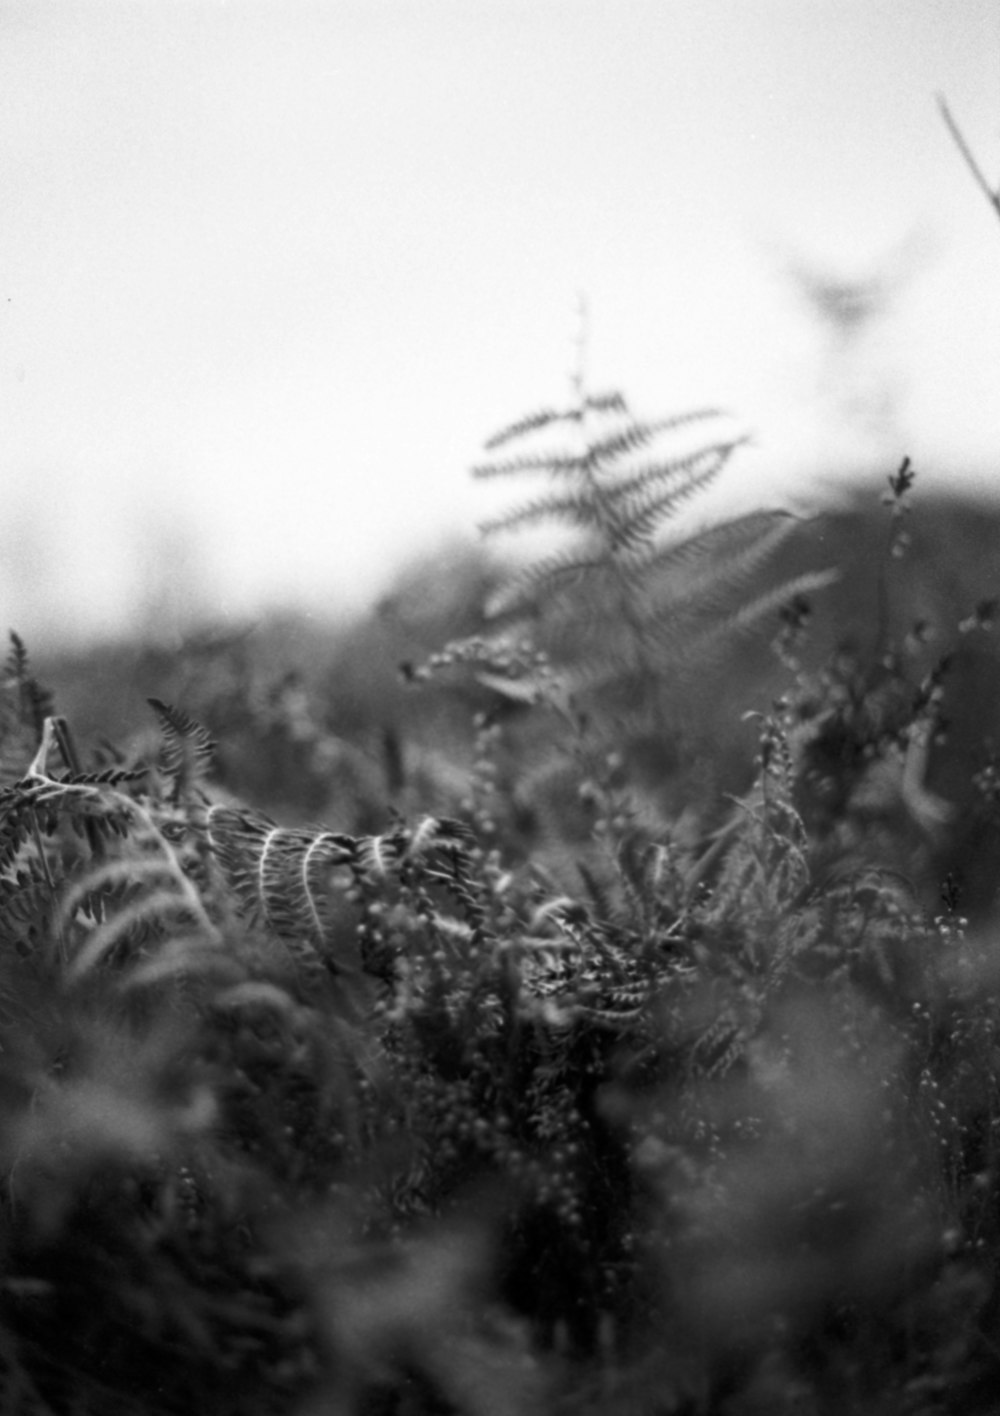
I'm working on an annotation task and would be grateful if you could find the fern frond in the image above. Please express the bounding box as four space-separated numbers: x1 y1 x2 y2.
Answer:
0 633 53 788
148 698 216 804
52 789 221 978
67 887 202 978
694 568 842 647
603 513 805 643
204 805 487 1004
484 549 607 620
468 397 812 692
0 804 38 875
482 405 572 450
582 389 630 416
480 436 745 543
0 861 59 956
124 933 245 989
600 438 747 538
584 410 725 466
0 775 132 848
476 401 777 631
472 449 586 480
481 393 633 450
5 630 54 738
56 854 193 925
479 490 607 537
475 408 729 484
204 805 358 979
355 828 401 879
631 508 799 587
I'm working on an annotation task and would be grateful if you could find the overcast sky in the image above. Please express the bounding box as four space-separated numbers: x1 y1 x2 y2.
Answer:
2 0 999 644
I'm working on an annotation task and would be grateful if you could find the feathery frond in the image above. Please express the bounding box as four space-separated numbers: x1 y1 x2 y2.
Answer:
0 632 54 788
148 697 216 804
455 391 834 740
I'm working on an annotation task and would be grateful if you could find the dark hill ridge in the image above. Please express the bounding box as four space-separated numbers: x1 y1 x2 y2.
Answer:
735 486 1000 918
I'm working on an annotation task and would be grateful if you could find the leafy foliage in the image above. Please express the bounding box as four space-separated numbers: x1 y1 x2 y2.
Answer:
2 426 1000 1416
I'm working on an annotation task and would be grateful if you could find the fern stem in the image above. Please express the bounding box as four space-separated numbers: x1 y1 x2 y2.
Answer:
28 809 63 960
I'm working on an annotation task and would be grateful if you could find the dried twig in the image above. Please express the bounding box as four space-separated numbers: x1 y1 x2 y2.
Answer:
938 93 1000 225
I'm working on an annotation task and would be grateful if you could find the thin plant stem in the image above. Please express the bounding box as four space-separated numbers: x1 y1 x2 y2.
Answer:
938 94 1000 226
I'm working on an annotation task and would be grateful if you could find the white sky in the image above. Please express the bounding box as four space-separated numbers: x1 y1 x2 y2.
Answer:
2 0 999 644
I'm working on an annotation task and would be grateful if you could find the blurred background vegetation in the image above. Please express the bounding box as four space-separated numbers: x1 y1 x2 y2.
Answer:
26 476 999 933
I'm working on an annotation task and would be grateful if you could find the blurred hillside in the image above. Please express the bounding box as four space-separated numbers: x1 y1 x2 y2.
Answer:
28 479 1000 916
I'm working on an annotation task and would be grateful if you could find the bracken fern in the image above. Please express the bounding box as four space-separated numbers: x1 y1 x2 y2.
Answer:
466 389 838 726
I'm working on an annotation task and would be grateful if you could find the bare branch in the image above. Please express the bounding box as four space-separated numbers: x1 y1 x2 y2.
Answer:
938 93 1000 224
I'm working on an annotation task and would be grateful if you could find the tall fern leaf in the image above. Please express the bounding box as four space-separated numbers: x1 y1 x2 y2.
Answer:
464 391 835 725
